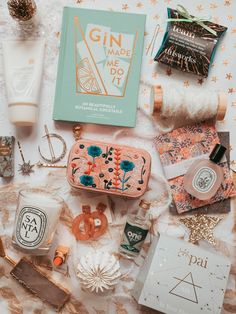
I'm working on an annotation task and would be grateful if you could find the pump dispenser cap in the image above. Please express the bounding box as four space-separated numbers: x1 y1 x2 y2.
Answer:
209 144 226 164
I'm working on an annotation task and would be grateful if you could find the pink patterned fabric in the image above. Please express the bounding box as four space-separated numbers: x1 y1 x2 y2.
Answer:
155 121 235 214
67 140 151 198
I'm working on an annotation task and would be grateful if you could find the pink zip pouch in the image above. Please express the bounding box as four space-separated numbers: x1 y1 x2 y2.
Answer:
67 140 151 198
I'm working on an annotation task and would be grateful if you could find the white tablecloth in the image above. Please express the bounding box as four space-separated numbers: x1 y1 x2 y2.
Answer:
0 0 236 313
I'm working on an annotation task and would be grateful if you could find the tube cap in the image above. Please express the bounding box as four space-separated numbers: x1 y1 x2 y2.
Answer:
209 144 226 164
8 103 37 126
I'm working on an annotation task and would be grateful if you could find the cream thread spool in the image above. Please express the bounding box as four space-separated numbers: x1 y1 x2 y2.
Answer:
152 85 227 122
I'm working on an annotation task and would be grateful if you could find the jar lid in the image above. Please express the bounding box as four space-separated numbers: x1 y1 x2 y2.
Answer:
139 199 151 210
209 144 226 164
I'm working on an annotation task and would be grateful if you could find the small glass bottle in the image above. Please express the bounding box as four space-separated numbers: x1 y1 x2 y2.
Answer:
12 188 63 255
183 144 226 200
119 200 151 259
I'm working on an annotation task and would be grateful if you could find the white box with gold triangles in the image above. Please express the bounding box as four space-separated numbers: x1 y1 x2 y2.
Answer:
133 234 231 314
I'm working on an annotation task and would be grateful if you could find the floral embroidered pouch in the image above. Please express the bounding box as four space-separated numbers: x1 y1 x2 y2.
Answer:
67 140 151 198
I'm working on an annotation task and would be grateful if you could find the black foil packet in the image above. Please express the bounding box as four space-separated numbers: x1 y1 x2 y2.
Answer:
154 8 227 77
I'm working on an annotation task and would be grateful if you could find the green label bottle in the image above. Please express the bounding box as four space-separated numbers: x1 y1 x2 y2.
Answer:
119 200 151 259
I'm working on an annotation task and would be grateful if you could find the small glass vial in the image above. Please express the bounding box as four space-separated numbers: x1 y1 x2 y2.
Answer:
12 188 63 255
183 144 226 200
119 200 151 259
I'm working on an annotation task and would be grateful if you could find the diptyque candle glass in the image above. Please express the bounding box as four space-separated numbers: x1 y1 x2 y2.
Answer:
12 188 63 255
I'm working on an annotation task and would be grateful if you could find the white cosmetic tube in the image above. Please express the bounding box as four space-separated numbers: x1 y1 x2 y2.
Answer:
2 39 45 126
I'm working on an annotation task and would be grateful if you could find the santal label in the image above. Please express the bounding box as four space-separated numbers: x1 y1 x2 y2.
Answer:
192 167 217 193
15 206 47 248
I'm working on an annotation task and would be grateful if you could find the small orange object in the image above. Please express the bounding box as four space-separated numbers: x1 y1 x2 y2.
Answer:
72 205 95 240
53 256 63 267
53 246 69 267
72 203 108 241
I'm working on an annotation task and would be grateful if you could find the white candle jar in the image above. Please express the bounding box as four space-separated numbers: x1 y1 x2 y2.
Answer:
12 188 63 255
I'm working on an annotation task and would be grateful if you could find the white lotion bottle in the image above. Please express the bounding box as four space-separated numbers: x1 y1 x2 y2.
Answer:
2 39 45 126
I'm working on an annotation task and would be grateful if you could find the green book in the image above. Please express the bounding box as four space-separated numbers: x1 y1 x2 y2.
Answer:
53 7 146 127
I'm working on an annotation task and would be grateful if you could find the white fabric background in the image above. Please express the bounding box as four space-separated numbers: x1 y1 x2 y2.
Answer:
0 0 236 313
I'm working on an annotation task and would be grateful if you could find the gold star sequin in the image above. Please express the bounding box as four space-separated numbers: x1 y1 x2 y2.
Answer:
150 0 157 4
210 3 217 9
198 78 204 85
224 0 232 6
180 214 222 246
231 28 236 34
226 73 232 80
136 2 143 8
223 59 229 65
122 4 129 10
228 88 235 94
196 5 204 11
227 15 233 21
184 81 189 87
211 76 218 82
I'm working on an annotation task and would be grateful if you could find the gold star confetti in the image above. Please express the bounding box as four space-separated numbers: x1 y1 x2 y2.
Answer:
184 81 189 87
222 59 229 66
150 0 157 4
197 78 204 85
211 76 218 82
180 214 222 246
224 0 232 6
226 73 232 80
232 101 236 106
231 28 236 34
228 88 235 94
210 3 217 9
122 4 129 10
136 2 143 8
227 15 233 21
196 5 204 11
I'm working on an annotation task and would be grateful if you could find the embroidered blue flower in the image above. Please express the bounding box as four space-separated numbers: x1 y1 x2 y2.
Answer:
80 175 94 186
87 146 102 158
120 160 135 172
